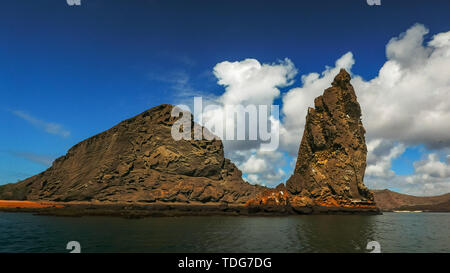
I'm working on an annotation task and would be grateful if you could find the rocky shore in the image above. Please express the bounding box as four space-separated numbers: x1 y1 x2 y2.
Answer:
0 200 380 218
0 70 382 216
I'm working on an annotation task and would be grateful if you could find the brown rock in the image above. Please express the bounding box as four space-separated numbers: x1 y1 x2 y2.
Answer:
0 70 380 214
286 69 375 206
245 183 289 207
0 104 263 204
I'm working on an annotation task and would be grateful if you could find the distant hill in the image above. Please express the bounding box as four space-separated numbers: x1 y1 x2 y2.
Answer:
372 189 450 212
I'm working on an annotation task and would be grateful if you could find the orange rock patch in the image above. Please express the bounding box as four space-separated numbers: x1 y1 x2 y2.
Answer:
245 185 378 209
0 200 63 208
245 188 289 206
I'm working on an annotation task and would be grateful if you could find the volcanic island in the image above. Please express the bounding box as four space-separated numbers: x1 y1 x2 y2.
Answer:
0 69 382 217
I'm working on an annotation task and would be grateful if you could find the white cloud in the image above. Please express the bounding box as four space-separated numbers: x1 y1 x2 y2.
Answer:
352 24 450 149
230 149 289 187
385 23 432 68
277 24 450 195
364 148 450 196
365 174 450 197
241 151 288 187
246 174 260 184
200 58 296 144
281 23 450 152
240 154 268 174
394 153 450 196
414 153 450 178
365 139 405 178
213 58 296 106
12 110 70 138
193 58 297 186
193 24 450 195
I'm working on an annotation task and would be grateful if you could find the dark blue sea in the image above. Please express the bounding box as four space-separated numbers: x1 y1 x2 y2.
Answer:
0 212 449 253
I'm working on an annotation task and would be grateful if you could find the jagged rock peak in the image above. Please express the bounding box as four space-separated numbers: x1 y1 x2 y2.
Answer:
331 68 351 88
286 68 375 206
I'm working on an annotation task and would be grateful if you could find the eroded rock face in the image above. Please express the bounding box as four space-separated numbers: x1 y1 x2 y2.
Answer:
0 70 378 213
286 69 374 206
245 69 376 209
0 104 263 204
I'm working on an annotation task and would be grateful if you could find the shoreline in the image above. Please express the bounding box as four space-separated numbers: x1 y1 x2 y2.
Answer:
0 200 381 218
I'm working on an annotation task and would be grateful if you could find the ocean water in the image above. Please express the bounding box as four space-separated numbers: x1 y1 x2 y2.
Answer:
0 212 448 253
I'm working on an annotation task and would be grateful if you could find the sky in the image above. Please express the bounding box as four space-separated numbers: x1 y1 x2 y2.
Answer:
1 0 450 196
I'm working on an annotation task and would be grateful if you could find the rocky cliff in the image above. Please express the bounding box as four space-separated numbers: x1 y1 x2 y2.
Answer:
0 104 263 204
286 69 374 206
248 69 377 210
0 69 379 214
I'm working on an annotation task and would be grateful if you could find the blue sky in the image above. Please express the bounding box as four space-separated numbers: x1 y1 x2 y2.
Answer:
1 0 450 195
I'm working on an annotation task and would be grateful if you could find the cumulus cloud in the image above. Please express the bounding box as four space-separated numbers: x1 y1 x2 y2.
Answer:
238 150 288 186
365 151 450 196
404 153 450 196
352 23 450 149
366 174 450 197
277 23 450 195
11 110 70 138
414 153 450 178
240 154 268 173
281 23 450 150
365 140 406 178
385 23 432 68
237 150 288 186
280 24 450 152
213 58 296 106
189 24 450 194
196 58 297 187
